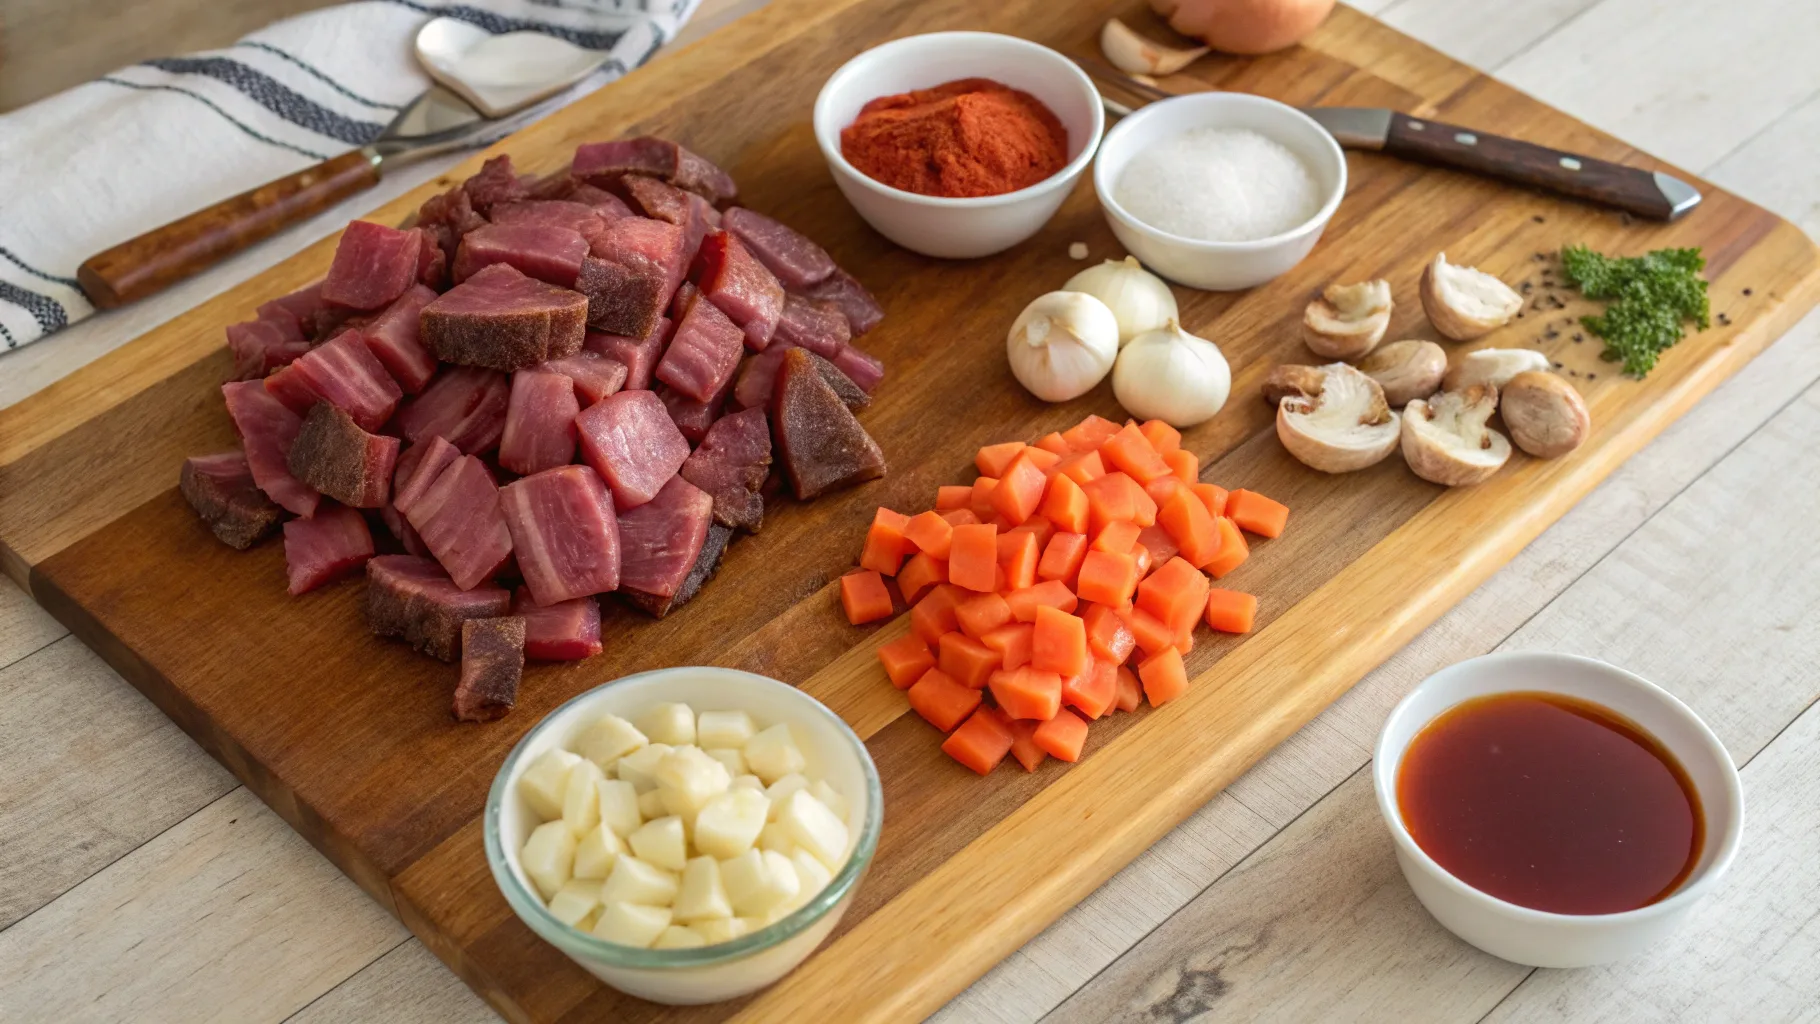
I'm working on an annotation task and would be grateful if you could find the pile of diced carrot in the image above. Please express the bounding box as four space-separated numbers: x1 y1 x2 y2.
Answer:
837 414 1289 776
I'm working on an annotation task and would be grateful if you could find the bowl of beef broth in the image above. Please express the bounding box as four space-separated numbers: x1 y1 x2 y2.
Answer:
1373 652 1743 968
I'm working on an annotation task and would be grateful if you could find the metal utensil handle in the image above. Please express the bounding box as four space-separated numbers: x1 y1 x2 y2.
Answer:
77 149 382 310
1383 115 1698 220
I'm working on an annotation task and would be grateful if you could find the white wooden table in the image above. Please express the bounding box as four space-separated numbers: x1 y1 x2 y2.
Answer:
4 1 1818 1020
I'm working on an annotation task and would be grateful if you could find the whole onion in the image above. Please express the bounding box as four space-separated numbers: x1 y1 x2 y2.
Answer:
1149 0 1336 54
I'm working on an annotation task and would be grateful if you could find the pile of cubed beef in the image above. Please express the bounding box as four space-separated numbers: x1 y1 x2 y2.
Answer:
181 137 889 722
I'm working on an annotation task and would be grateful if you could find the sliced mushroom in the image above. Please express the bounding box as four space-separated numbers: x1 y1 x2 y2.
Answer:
1275 362 1401 473
1260 363 1328 406
1443 347 1551 391
1501 371 1591 457
1303 279 1393 359
1400 385 1512 486
1420 252 1522 340
1358 340 1446 407
1100 18 1210 76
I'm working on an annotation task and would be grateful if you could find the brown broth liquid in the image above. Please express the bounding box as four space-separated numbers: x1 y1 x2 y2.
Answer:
1396 691 1703 915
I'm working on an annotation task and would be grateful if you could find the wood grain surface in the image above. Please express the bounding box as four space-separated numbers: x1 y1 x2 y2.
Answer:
1 1 1817 1022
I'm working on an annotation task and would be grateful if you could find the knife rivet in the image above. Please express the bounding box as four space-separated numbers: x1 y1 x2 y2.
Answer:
1560 157 1582 171
1408 120 1426 131
1454 132 1477 145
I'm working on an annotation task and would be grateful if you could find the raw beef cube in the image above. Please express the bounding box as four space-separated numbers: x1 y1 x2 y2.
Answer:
691 231 783 350
461 155 529 214
365 555 510 662
222 380 319 517
360 284 439 393
679 406 771 532
615 474 713 601
406 455 514 590
487 199 606 237
226 319 311 381
287 403 400 508
282 502 374 595
527 169 579 200
656 289 744 401
453 222 590 287
585 320 669 391
322 221 420 311
421 263 588 371
500 465 621 605
733 348 867 413
657 381 727 444
589 216 687 297
418 185 487 254
539 351 627 406
797 267 884 335
309 304 366 344
512 589 602 660
180 451 284 549
669 280 700 322
568 185 633 219
454 616 524 722
255 282 324 342
721 208 837 290
618 176 717 262
830 345 885 394
392 436 462 515
621 522 731 619
262 329 403 431
771 294 850 359
771 349 885 500
392 367 511 453
499 369 579 475
380 503 429 557
575 389 690 509
416 229 448 290
572 137 737 205
576 255 670 340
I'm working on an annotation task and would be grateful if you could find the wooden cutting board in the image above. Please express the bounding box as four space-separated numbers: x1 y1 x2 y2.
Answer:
2 0 1815 1020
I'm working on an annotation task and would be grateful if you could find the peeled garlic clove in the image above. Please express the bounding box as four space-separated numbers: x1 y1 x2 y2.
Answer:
1101 17 1210 76
1111 319 1231 428
1063 256 1179 347
1007 291 1120 403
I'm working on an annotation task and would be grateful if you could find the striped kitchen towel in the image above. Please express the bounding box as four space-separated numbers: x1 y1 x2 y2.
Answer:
0 0 700 352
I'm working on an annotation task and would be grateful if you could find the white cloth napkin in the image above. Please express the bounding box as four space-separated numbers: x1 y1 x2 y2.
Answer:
0 0 700 352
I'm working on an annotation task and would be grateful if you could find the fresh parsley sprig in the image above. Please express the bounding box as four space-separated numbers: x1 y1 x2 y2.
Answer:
1559 244 1710 377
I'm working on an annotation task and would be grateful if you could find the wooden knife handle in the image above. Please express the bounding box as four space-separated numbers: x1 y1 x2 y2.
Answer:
1383 115 1695 221
77 149 381 309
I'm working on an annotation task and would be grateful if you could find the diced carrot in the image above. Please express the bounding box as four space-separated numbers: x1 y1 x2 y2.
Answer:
1081 602 1137 664
908 668 981 731
1093 519 1142 553
1205 588 1258 633
898 553 947 605
1100 422 1172 483
1033 432 1070 456
954 591 1013 640
1136 524 1179 569
1138 557 1209 635
1033 708 1090 762
939 631 1001 689
1203 517 1249 579
988 515 1015 532
939 508 982 527
936 485 973 510
1176 627 1195 654
1061 414 1121 452
1039 471 1090 534
1076 548 1139 607
1031 605 1089 677
839 571 894 624
942 707 1015 775
1191 482 1228 519
1007 718 1047 771
990 666 1063 720
860 508 910 575
977 442 1027 478
1138 647 1189 706
1005 579 1079 622
1007 515 1056 550
877 633 935 689
1158 486 1220 568
1022 446 1061 474
970 476 998 519
1144 474 1183 509
903 510 955 559
948 523 999 592
997 530 1040 591
1082 472 1137 533
1138 420 1180 455
1054 449 1107 486
1225 489 1290 539
1132 543 1154 579
1114 665 1143 712
1130 478 1158 527
1163 447 1198 484
1062 657 1118 719
1038 532 1089 584
981 621 1034 670
910 583 966 644
992 453 1048 525
1120 603 1176 656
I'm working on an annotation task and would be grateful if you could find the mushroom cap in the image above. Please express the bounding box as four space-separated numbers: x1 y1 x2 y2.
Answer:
1501 370 1591 457
1443 347 1552 391
1358 339 1447 407
1276 362 1401 473
1302 279 1393 360
1400 385 1512 486
1420 252 1522 341
1260 363 1329 406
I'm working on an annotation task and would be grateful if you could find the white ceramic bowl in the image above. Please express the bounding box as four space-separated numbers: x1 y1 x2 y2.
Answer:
812 31 1104 259
1373 652 1743 968
1093 92 1347 291
485 667 883 1004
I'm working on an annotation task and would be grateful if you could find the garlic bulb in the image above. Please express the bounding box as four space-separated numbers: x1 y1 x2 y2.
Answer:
1063 256 1179 347
1007 291 1120 402
1112 320 1231 427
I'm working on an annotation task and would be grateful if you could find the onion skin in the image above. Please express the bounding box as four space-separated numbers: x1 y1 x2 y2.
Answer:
1149 0 1336 54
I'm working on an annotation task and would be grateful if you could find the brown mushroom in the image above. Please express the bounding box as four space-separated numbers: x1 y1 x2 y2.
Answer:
1302 279 1393 360
1420 252 1522 340
1260 363 1329 406
1275 363 1402 473
1500 371 1591 457
1400 385 1511 486
1358 340 1447 407
1443 347 1551 391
